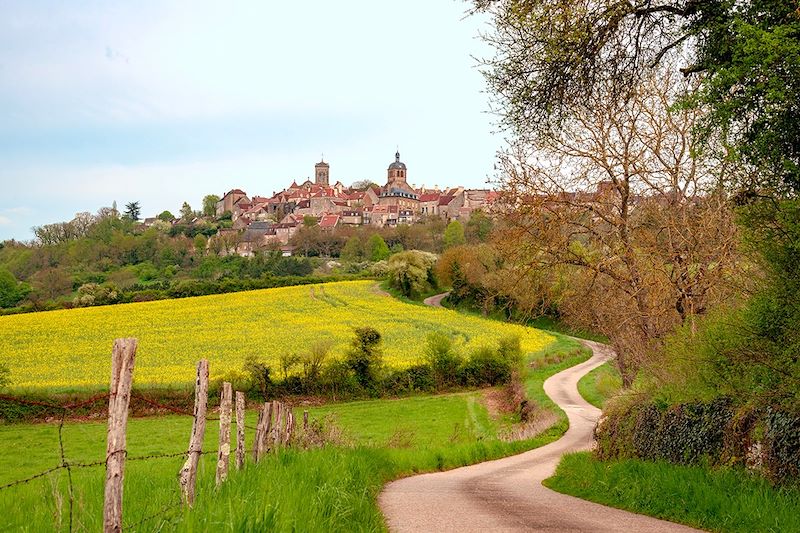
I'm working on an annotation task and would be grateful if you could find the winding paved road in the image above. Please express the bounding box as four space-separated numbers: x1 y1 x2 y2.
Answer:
379 300 701 532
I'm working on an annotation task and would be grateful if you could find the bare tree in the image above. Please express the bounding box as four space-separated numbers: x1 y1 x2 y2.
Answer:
493 68 740 383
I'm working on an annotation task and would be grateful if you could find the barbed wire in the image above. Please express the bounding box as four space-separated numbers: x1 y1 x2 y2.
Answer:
0 389 299 531
124 498 185 532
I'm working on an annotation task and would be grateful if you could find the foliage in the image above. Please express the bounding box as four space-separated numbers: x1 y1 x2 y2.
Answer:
461 335 523 387
0 267 28 308
424 332 462 388
340 235 363 262
243 355 272 401
365 233 390 262
465 210 493 243
385 250 437 298
652 301 800 410
443 220 465 249
595 395 800 485
179 201 193 220
473 0 800 193
202 194 220 217
300 339 334 385
72 283 121 307
0 281 554 389
546 452 800 533
157 210 174 222
123 201 141 221
345 326 383 393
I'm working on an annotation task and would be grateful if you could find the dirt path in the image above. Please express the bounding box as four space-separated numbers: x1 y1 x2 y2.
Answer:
379 297 701 532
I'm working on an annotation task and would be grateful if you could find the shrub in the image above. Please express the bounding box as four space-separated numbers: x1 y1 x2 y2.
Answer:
383 364 435 395
319 360 361 399
344 327 383 393
301 339 334 386
424 332 462 388
243 356 272 401
461 346 513 386
595 396 800 484
211 368 252 396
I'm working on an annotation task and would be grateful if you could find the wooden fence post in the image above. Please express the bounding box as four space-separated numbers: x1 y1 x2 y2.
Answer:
179 360 209 506
303 410 309 432
252 403 265 461
235 392 245 470
103 338 137 533
261 402 274 457
216 382 232 486
284 410 294 446
272 402 283 449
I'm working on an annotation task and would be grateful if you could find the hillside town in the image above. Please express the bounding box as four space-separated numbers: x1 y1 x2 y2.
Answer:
198 151 497 255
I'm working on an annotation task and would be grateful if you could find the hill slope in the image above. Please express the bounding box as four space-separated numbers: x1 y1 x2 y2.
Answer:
0 280 553 389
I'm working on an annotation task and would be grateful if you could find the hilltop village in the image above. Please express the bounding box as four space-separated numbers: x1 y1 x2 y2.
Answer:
198 151 496 255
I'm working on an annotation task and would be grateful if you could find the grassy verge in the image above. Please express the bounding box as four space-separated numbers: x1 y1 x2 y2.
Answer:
544 452 800 533
576 362 622 408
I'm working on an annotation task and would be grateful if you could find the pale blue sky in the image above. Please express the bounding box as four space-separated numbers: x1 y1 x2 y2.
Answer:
0 1 500 240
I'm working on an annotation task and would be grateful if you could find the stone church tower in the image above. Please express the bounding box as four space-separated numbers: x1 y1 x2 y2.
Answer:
315 159 330 186
386 150 408 189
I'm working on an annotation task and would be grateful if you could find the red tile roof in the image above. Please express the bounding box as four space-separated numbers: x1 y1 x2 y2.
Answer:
319 214 340 229
419 193 440 202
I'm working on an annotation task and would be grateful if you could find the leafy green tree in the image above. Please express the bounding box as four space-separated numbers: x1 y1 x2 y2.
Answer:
345 326 383 392
0 267 26 308
123 201 141 221
157 210 174 222
443 220 465 249
180 202 193 220
466 210 493 243
366 234 390 261
202 194 220 217
340 235 363 262
386 250 438 297
193 234 207 254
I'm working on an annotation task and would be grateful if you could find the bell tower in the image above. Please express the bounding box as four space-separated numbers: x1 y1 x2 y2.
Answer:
315 157 330 187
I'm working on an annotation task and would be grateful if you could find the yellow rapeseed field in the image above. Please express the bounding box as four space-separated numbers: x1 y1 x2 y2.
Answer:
0 281 554 390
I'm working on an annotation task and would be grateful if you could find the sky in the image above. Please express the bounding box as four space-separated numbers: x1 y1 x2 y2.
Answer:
0 1 502 241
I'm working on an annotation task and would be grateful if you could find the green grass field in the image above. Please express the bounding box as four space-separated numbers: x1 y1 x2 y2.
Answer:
545 452 800 533
0 321 587 531
576 362 622 408
0 281 554 390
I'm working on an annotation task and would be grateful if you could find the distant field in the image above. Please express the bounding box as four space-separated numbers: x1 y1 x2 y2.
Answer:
0 280 554 390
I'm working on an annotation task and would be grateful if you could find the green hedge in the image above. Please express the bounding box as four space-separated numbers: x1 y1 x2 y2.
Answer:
596 397 800 484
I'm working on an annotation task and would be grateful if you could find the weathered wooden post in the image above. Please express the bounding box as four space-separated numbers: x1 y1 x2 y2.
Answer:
216 382 232 486
103 338 137 533
284 410 295 446
235 392 245 470
261 402 274 457
179 360 209 506
272 402 284 449
252 403 265 461
303 410 309 432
